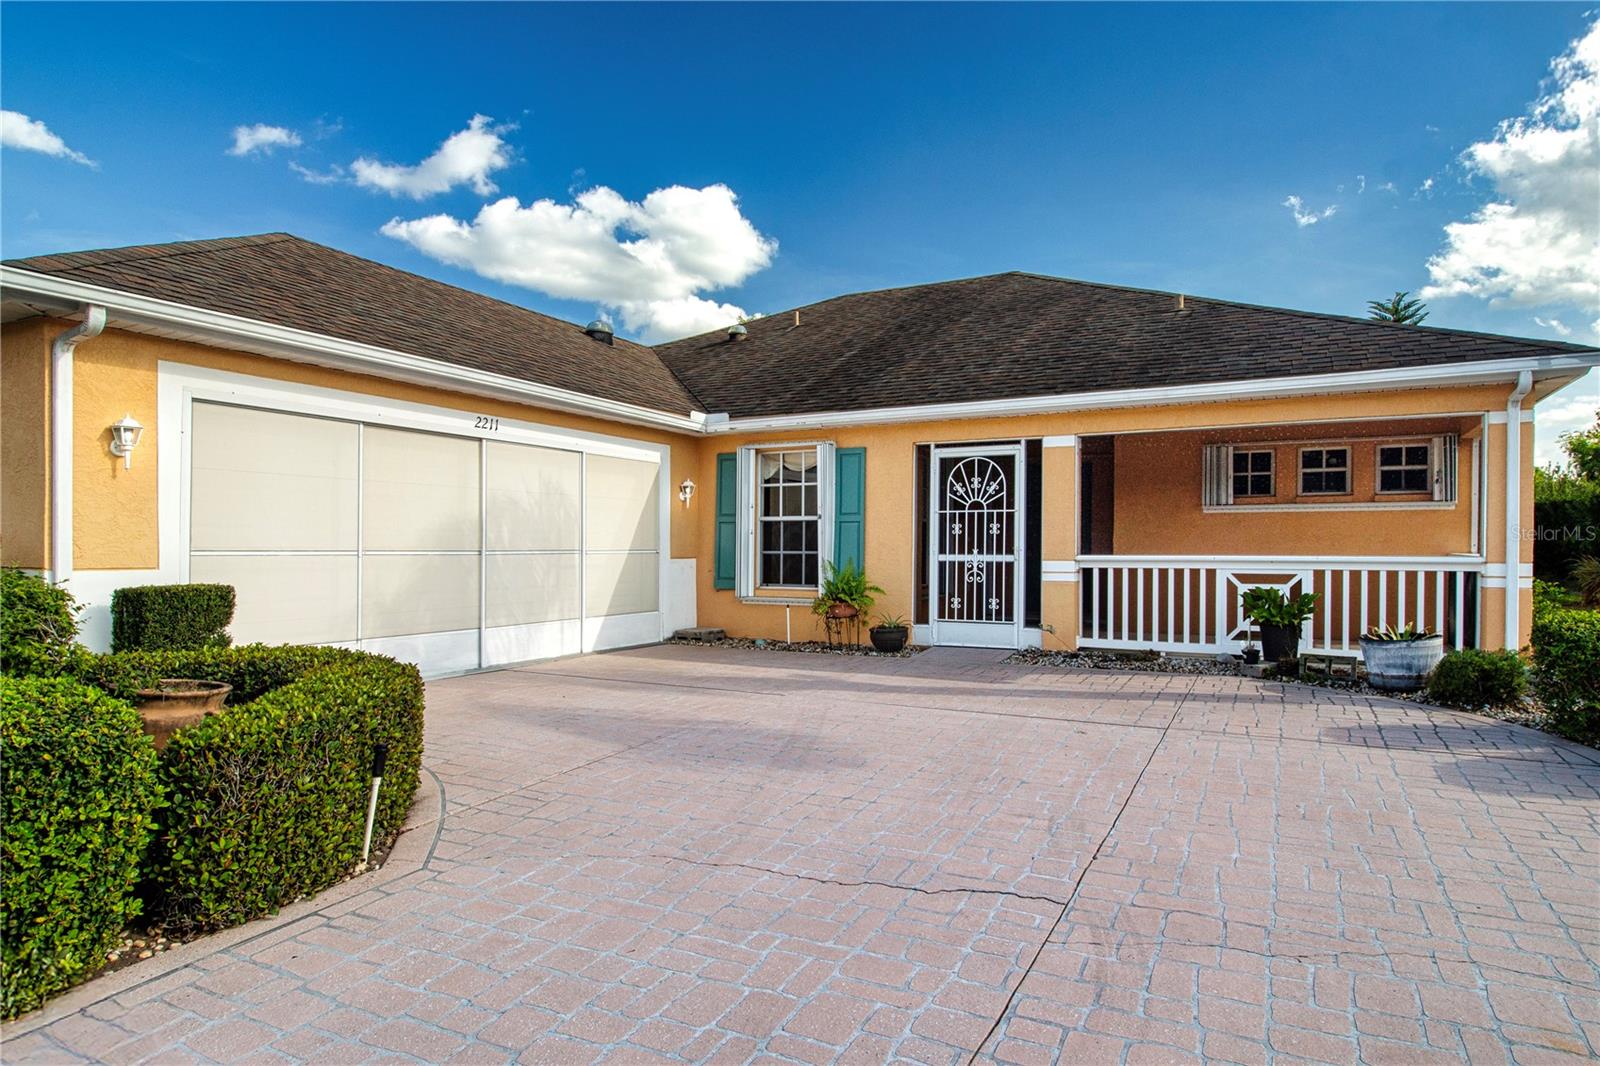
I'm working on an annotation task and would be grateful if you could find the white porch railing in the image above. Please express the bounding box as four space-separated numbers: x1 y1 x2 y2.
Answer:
1077 555 1482 655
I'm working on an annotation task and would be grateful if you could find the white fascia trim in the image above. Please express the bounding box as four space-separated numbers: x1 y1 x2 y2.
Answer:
706 354 1599 433
1 266 706 435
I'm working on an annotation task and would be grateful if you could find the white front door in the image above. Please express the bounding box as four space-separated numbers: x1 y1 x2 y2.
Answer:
929 444 1025 648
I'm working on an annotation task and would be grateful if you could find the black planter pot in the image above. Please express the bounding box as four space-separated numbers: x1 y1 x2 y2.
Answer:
869 626 908 653
1258 623 1300 664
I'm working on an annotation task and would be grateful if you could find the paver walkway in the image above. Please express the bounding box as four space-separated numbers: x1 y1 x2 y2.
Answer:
5 644 1598 1064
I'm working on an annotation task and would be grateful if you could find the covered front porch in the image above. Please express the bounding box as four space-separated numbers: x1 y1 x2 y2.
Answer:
1050 412 1515 657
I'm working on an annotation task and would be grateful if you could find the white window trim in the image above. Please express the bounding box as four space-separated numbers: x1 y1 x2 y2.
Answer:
1376 439 1434 496
1231 448 1276 498
1297 445 1351 497
734 441 834 599
756 447 823 590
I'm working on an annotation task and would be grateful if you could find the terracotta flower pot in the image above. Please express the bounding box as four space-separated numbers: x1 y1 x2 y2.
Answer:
825 603 859 620
135 679 232 751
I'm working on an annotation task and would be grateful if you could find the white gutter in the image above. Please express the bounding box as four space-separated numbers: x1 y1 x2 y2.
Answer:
706 353 1598 433
1 267 706 435
49 305 108 585
1503 370 1533 650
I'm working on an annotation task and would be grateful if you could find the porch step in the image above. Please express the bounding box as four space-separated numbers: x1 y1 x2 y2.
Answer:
673 627 727 643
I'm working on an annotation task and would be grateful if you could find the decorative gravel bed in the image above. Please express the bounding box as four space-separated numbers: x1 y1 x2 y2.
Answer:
1009 648 1576 741
667 636 923 658
1006 648 1238 675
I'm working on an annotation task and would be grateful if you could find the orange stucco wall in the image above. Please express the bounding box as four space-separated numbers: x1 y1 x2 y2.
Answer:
0 318 702 573
692 383 1523 644
2 311 1543 650
1 318 52 568
1110 419 1478 557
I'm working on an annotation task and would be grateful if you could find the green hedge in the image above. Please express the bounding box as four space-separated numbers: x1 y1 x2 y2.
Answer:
1533 470 1600 581
80 645 424 931
111 584 235 652
1 676 161 1018
0 569 82 678
1531 602 1600 746
1426 649 1528 712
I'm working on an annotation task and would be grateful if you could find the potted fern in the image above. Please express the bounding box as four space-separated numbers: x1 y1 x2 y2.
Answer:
1359 623 1444 691
1241 587 1320 664
811 561 883 622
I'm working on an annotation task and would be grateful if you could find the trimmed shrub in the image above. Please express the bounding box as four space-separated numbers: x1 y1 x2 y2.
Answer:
1531 603 1600 746
0 569 82 677
111 584 235 653
79 644 351 706
1 676 160 1018
1425 649 1528 711
78 646 424 931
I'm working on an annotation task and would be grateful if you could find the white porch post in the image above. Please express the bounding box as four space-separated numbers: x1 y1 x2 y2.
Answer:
1503 372 1532 651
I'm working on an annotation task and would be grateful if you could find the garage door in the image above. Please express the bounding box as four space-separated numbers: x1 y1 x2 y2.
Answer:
188 402 663 676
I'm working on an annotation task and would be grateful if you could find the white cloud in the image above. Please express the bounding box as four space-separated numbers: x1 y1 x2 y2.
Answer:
1535 315 1573 336
351 114 514 199
1356 174 1367 194
0 110 94 167
1534 373 1600 466
228 123 301 157
1378 181 1398 194
1420 19 1600 313
289 161 345 185
1282 195 1338 226
382 182 777 341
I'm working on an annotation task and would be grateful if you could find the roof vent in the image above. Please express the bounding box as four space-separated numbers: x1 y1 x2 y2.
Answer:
1174 294 1187 311
584 319 614 345
727 323 748 341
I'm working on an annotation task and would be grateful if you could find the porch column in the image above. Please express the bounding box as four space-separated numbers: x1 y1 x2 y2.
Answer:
1481 394 1535 650
1040 435 1079 650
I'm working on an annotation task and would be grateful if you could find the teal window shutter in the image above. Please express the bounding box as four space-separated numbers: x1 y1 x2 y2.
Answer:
714 453 737 590
834 447 866 571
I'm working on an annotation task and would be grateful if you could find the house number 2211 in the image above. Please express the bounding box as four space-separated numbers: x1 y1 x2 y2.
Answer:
474 416 500 431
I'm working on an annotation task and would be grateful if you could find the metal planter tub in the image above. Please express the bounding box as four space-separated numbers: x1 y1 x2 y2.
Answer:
1359 635 1445 691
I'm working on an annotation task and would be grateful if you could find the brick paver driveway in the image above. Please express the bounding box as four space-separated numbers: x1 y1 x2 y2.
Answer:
7 645 1598 1064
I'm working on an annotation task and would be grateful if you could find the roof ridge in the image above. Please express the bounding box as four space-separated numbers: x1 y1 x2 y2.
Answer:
1006 271 1597 354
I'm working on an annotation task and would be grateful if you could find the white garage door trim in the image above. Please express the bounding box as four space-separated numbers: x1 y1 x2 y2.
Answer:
159 361 673 675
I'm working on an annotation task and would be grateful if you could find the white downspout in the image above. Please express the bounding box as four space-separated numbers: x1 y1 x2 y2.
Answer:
49 306 108 586
1503 370 1532 650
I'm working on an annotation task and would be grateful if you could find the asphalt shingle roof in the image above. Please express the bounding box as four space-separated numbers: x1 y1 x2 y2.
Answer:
4 233 702 416
653 272 1595 419
8 237 1591 422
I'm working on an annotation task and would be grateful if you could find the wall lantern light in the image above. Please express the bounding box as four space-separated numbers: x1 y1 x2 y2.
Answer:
678 478 696 507
109 414 144 469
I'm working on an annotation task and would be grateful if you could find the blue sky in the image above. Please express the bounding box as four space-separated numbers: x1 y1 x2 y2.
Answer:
3 3 1595 459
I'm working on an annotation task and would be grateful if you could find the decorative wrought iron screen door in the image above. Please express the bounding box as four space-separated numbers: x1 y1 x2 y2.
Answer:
929 445 1024 648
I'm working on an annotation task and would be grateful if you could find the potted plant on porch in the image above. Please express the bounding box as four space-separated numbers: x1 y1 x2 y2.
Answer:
869 614 910 654
1241 587 1321 666
811 562 884 645
1359 624 1445 691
